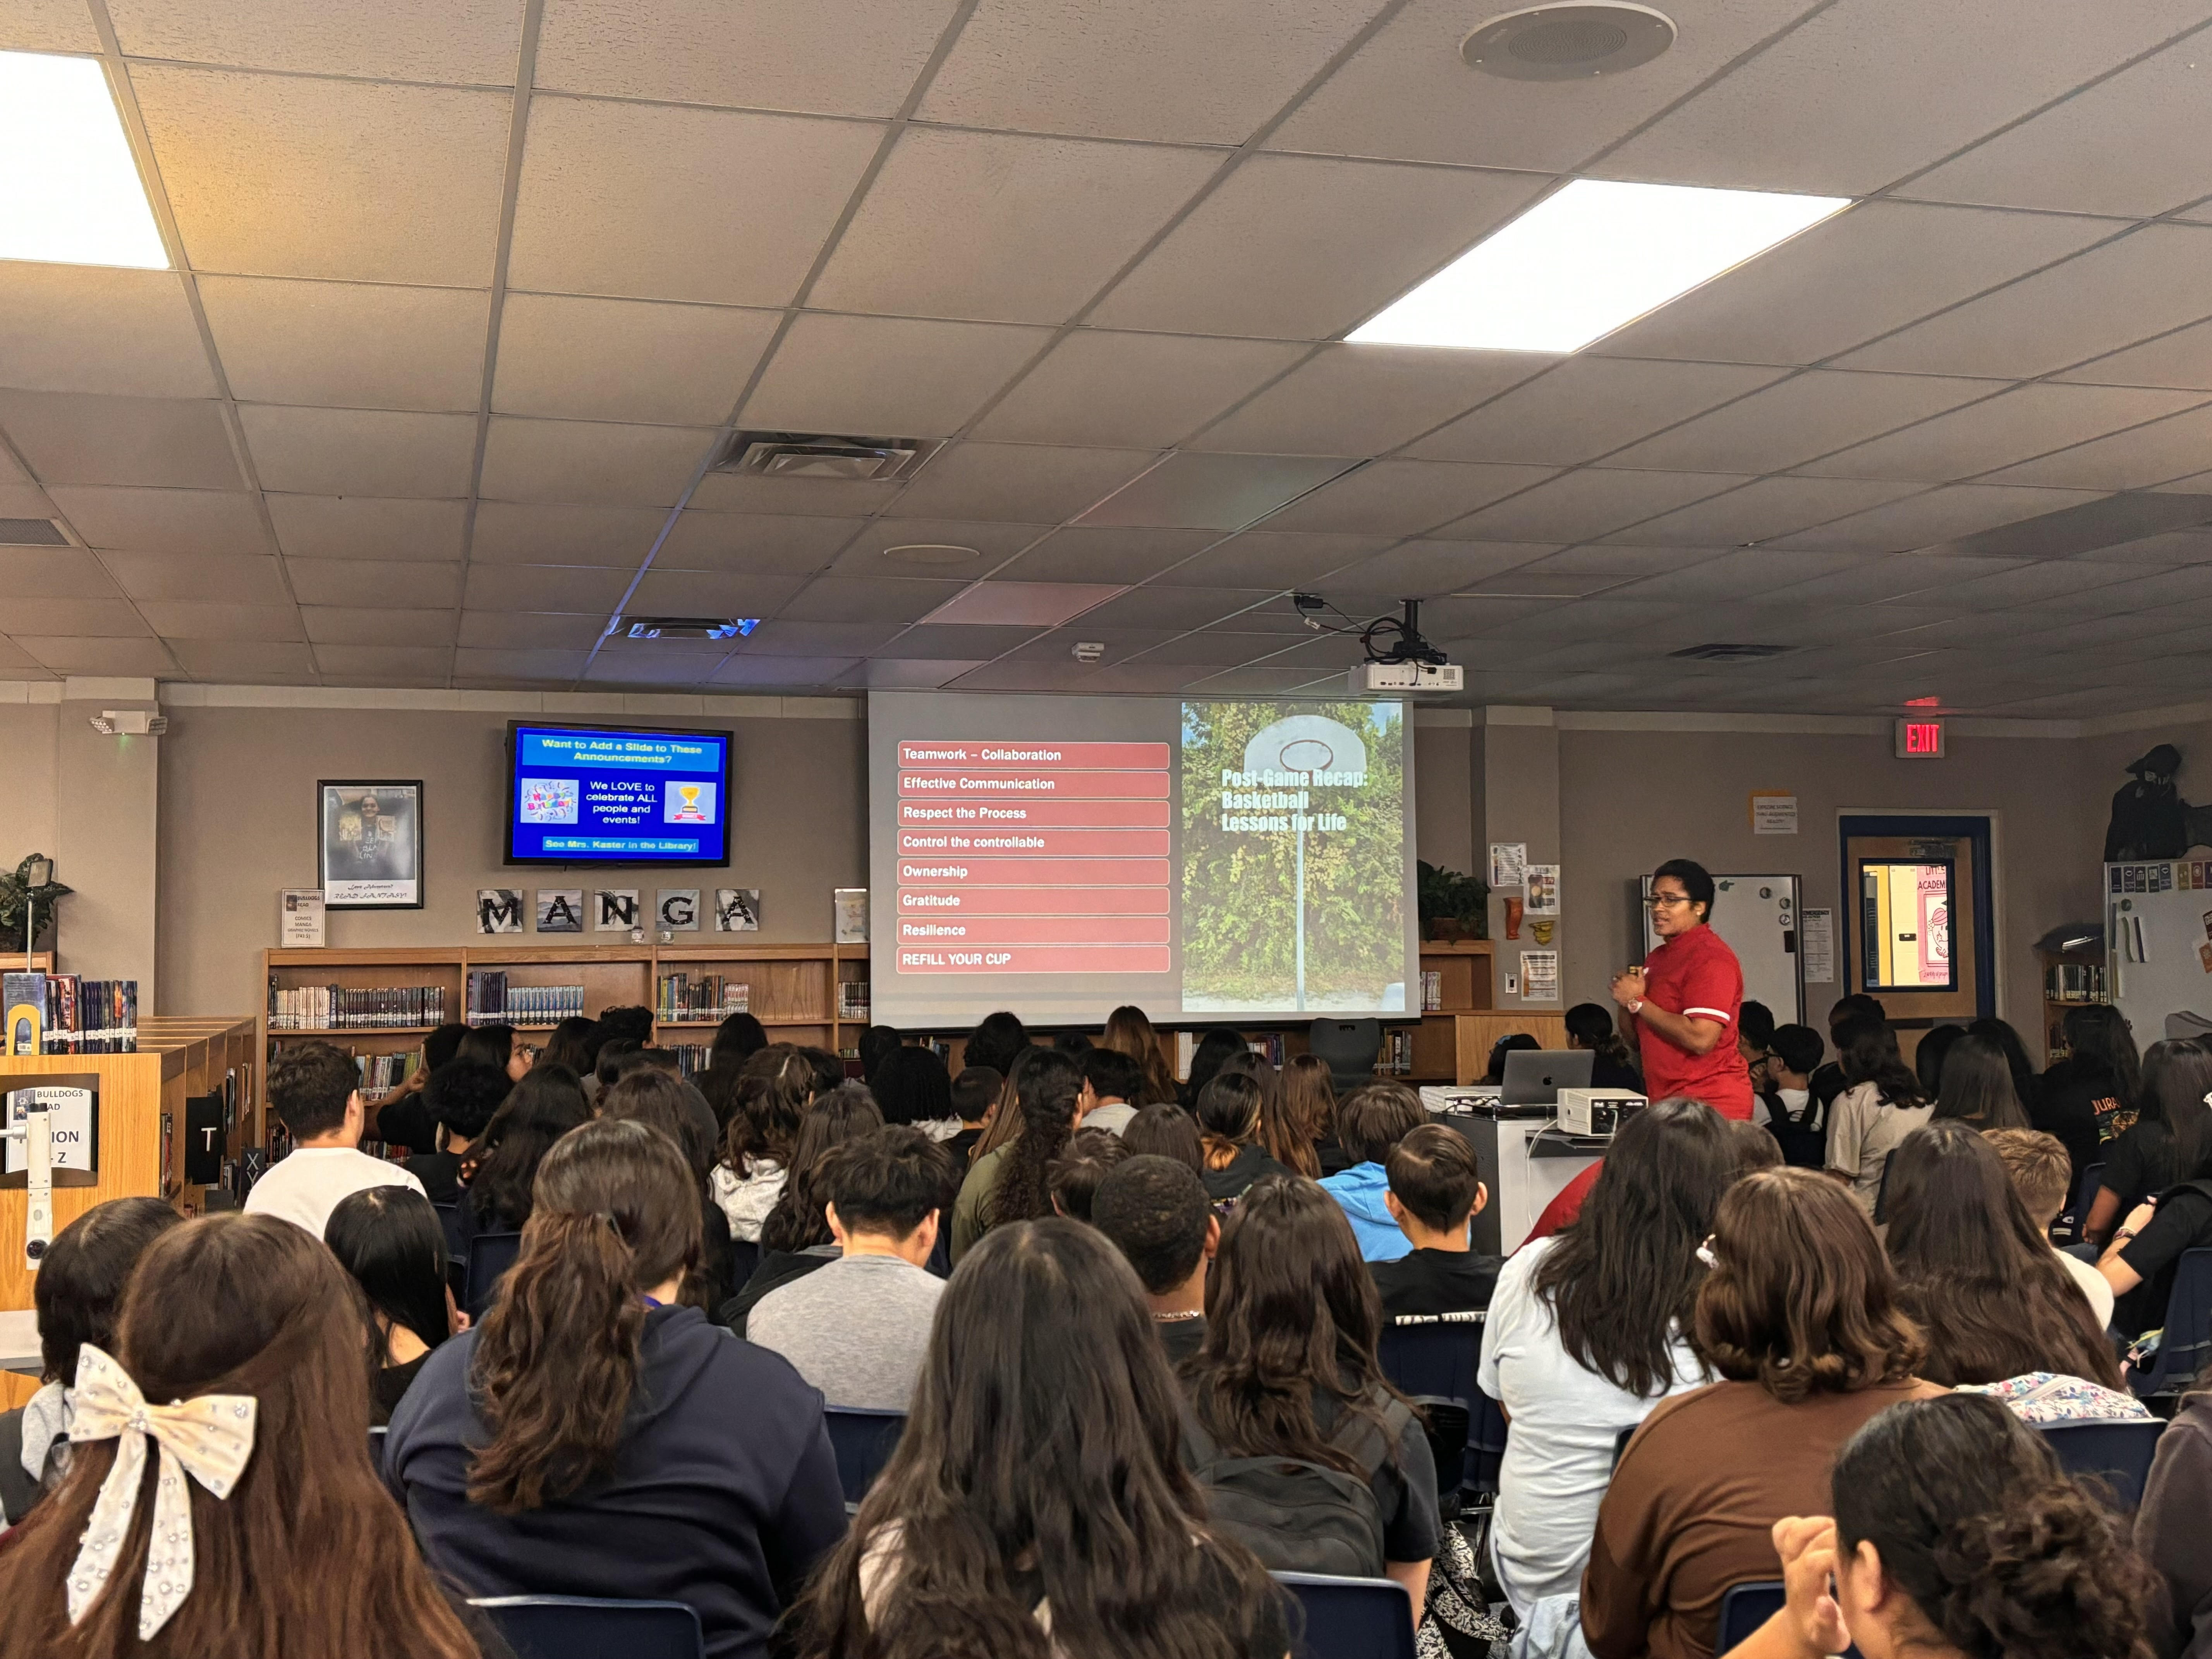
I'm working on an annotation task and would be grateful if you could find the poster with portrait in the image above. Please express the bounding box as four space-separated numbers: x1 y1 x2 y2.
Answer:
319 781 423 909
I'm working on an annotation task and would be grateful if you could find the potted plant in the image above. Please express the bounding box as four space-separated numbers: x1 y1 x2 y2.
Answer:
1418 861 1489 942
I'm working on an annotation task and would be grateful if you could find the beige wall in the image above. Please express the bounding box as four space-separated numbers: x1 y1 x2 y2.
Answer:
0 702 58 882
1412 717 1479 878
157 704 866 1019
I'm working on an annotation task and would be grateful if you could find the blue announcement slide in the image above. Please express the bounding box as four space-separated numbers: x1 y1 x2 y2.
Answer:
508 725 732 864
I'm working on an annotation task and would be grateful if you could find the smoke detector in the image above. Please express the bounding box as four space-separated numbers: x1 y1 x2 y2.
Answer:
714 430 939 483
1071 641 1106 663
613 617 760 641
1462 3 1676 80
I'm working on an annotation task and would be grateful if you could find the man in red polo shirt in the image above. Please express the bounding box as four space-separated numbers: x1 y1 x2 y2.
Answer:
1612 859 1752 1122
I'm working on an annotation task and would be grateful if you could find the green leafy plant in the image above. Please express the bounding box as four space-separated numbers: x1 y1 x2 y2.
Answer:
1417 860 1489 939
0 855 70 942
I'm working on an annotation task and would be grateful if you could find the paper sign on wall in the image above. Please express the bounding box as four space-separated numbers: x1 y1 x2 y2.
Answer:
1490 843 1527 889
279 889 325 948
1800 908 1836 984
1751 793 1799 835
1521 950 1559 1002
1524 864 1560 916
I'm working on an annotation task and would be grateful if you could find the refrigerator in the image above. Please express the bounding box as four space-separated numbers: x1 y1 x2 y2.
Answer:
2108 859 2212 1043
1642 872 1803 1027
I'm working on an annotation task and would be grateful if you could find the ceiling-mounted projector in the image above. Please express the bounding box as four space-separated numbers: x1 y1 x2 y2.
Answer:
1349 661 1463 692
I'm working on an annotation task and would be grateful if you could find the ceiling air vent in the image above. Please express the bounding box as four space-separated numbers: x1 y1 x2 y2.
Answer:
1670 643 1793 663
714 431 938 483
1462 3 1676 81
0 518 68 546
613 617 760 641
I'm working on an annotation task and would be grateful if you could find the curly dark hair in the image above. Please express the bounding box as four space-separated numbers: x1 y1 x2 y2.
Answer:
985 1049 1084 1230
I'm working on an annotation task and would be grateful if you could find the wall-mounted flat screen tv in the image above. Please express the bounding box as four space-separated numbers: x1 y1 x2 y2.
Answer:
504 722 733 867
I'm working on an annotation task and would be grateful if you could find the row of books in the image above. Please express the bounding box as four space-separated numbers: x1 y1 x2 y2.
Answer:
666 1045 711 1079
465 972 585 1026
654 973 749 1022
838 981 870 1020
1378 1027 1416 1076
355 1049 422 1092
268 984 448 1030
1420 970 1446 1012
2044 962 2107 1002
3 972 139 1053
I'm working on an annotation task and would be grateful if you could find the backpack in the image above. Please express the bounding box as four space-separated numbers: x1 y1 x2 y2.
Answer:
1759 1089 1826 1169
1184 1397 1412 1578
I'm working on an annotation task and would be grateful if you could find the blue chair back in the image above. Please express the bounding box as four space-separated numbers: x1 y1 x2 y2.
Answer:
2052 1161 2106 1245
1467 1391 1509 1497
1273 1571 1415 1659
823 1407 906 1505
1718 1582 1786 1652
433 1199 465 1263
2131 1249 2212 1398
368 1424 386 1472
1376 1318 1482 1404
464 1230 524 1319
472 1596 704 1659
2038 1418 2165 1509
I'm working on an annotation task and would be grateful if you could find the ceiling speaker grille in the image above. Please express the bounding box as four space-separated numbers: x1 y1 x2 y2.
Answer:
1463 3 1676 81
1510 17 1630 62
0 518 67 546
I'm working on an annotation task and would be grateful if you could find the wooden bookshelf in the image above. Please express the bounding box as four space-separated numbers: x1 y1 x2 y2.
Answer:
1411 941 1569 1084
2036 940 2108 1065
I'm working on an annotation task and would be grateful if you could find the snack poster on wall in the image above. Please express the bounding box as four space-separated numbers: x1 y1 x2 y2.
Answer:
1524 865 1560 916
318 781 422 909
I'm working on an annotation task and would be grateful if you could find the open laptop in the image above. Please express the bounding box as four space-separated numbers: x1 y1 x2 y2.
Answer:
1499 1048 1595 1114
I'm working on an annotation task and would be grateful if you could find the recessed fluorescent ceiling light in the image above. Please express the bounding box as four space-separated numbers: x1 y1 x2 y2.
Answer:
1348 178 1847 353
0 51 167 270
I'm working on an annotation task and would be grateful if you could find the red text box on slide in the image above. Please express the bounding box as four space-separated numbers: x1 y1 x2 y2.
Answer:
897 828 1170 857
898 770 1169 800
896 740 1169 769
898 798 1169 828
897 857 1169 887
896 945 1173 974
898 886 1169 915
896 915 1171 945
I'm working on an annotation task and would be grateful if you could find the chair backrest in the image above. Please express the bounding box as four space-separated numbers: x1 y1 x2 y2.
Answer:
368 1424 386 1472
2052 1161 2106 1245
1375 1317 1483 1405
728 1236 760 1288
464 1230 525 1320
433 1200 467 1265
1466 1391 1509 1497
472 1596 704 1659
1408 1397 1468 1499
2133 1249 2212 1397
823 1407 906 1505
1717 1582 1787 1652
1309 1018 1383 1094
1611 1422 1635 1471
2038 1418 2165 1509
1273 1570 1416 1659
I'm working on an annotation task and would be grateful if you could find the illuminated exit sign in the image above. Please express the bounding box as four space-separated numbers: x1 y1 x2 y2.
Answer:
1895 718 1946 758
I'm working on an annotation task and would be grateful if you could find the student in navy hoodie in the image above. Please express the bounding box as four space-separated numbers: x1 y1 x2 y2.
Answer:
1317 1082 1429 1261
385 1117 846 1659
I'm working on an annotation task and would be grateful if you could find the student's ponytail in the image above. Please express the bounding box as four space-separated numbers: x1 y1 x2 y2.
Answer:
466 1119 700 1513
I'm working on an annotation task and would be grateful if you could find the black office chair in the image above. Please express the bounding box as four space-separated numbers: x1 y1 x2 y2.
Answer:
823 1407 906 1506
2051 1161 2106 1247
2038 1418 2166 1509
1272 1571 1417 1659
1309 1018 1384 1094
472 1596 704 1659
464 1230 524 1319
2129 1249 2212 1398
1718 1580 1864 1657
727 1236 760 1288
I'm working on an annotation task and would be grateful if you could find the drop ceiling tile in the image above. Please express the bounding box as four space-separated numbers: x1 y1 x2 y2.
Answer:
1602 0 2212 195
1755 553 2019 605
0 267 215 399
1151 530 1384 588
1091 155 1548 340
920 582 1126 627
506 100 882 306
0 483 55 520
139 600 304 640
1260 459 1552 536
827 518 1049 577
311 644 456 681
812 129 1219 325
738 619 907 657
874 622 1048 659
463 562 632 611
198 277 488 412
1514 544 1714 578
1802 383 2210 483
535 0 954 116
1408 358 1791 467
457 611 610 649
167 639 320 680
106 553 289 602
656 512 862 576
1077 451 1358 530
240 405 477 496
0 392 241 489
1192 345 1551 458
975 331 1305 449
1915 561 2144 612
707 654 862 687
582 650 711 685
1180 665 1328 693
885 443 1159 522
1604 372 1992 474
266 495 467 562
477 416 711 506
1487 598 1693 643
1982 405 2212 491
5 598 152 634
1765 484 2104 553
1000 627 1178 664
1608 550 1878 603
688 472 902 515
109 0 523 81
996 527 1218 584
1840 226 2212 380
45 486 270 555
470 501 666 564
1066 584 1274 630
1317 541 1570 597
2068 528 2212 566
0 0 100 49
1127 631 1289 666
0 549 122 598
131 67 510 285
492 295 777 425
920 0 1380 145
1598 202 2119 368
742 313 1053 438
850 657 988 688
2059 319 2212 392
1440 469 1747 543
18 637 176 674
287 558 462 608
2038 564 2212 613
301 606 457 645
778 576 965 624
1598 477 1926 547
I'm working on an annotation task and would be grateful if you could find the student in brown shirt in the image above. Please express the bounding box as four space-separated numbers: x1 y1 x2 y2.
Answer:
1582 1168 1943 1659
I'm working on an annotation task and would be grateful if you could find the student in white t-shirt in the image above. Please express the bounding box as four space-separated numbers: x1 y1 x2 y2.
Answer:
245 1039 424 1239
1476 1099 1733 1616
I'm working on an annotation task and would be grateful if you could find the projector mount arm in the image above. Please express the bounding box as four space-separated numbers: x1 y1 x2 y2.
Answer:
1291 594 1448 666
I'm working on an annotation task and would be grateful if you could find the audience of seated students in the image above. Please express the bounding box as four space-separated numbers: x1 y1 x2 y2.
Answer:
1221 1051 1317 1180
944 1063 1000 1163
538 1013 598 1077
1094 1154 1220 1367
1104 1002 1182 1106
0 1212 501 1659
457 1061 589 1252
373 1019 469 1154
387 1119 844 1659
713 1010 770 1068
404 1061 507 1206
1733 1394 2156 1659
1195 1072 1297 1204
1049 1127 1132 1221
1485 1031 1541 1084
325 1185 468 1423
2086 1036 2212 1247
1077 1044 1144 1135
1566 1001 1644 1091
1882 1122 2124 1389
1318 1082 1428 1262
953 1048 1083 1262
1369 1123 1499 1319
872 1042 958 1142
1738 999 1777 1092
1183 1175 1438 1602
1054 1030 1095 1055
1984 1127 2117 1329
963 1008 1030 1080
246 1040 426 1237
1480 1099 1728 1618
2037 1002 2142 1178
1929 1031 2032 1131
1807 994 1884 1113
1729 1116 1786 1176
1752 1022 1828 1168
747 1127 957 1412
729 1084 887 1327
0 1197 180 1525
1970 1014 2041 1112
1913 1022 1965 1103
2138 1368 2212 1659
1825 1019 1931 1217
713 1045 814 1243
2098 1117 2212 1341
592 1036 642 1103
1584 1168 1943 1659
1282 1053 1350 1176
455 1021 531 1084
600 1066 740 1310
858 1024 903 1084
1124 1101 1208 1172
793 1218 1291 1659
1180 1028 1249 1110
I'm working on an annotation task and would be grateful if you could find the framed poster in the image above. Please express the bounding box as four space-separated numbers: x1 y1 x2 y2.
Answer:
319 781 423 910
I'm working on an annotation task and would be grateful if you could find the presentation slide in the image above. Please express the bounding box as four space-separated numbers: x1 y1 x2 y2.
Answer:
506 723 732 865
868 691 1417 1028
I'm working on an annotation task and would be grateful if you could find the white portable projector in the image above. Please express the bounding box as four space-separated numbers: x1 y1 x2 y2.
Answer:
1348 661 1463 693
1556 1088 1647 1137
